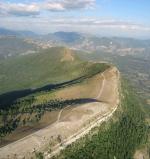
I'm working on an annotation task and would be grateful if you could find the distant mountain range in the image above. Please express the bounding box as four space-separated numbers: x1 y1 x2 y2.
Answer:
0 27 150 58
0 28 82 40
0 28 38 38
0 36 39 59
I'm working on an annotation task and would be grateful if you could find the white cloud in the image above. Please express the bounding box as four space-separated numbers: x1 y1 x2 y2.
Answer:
0 15 150 38
41 18 150 31
0 0 95 16
0 2 40 16
44 0 95 11
2 15 148 32
44 2 65 11
62 0 95 10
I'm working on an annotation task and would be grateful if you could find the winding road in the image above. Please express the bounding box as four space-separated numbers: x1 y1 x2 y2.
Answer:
45 69 119 158
56 72 105 124
0 67 120 159
95 73 105 100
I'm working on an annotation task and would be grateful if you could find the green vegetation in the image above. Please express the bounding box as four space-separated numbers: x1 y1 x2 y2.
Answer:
77 51 150 101
0 47 109 94
56 80 149 159
0 48 109 144
35 151 44 159
0 47 82 94
0 36 38 59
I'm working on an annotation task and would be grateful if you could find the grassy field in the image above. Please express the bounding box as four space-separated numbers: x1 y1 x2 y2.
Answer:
54 80 149 159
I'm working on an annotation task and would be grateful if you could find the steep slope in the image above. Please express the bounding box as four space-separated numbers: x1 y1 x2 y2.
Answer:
55 80 148 159
0 66 119 159
0 47 97 94
0 47 109 148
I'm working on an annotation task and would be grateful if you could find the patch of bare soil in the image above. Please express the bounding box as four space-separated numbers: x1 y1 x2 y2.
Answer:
61 105 95 122
0 110 59 147
0 71 103 148
146 99 150 105
134 148 150 159
55 73 103 100
61 48 74 62
0 66 120 159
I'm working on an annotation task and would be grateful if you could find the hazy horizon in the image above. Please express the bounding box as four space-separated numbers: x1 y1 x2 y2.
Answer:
0 0 150 39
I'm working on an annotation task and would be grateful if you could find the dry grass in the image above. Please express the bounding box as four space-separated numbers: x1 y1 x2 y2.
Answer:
0 67 120 159
0 72 102 147
55 73 103 100
1 110 59 147
146 99 150 105
134 148 150 159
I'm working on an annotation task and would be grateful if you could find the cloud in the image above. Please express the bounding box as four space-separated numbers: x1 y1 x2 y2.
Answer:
42 18 150 31
0 15 150 38
44 2 65 11
37 18 150 37
0 0 95 16
0 2 40 16
44 0 95 11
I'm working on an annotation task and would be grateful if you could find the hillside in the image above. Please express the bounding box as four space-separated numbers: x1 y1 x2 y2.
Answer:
0 46 109 150
77 49 150 104
0 30 149 159
1 29 150 58
0 36 38 58
0 45 148 159
56 80 148 159
0 47 101 94
0 64 119 159
41 31 150 57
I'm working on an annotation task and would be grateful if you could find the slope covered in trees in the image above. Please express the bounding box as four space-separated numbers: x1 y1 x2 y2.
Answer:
0 47 109 94
56 81 149 159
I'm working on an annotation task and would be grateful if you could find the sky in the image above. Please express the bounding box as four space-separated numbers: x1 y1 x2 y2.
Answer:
0 0 150 38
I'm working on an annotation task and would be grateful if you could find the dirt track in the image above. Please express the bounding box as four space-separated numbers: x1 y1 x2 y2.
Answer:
45 67 120 158
0 67 120 159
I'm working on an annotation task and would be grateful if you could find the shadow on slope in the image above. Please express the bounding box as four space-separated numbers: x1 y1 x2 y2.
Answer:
26 98 100 113
0 75 86 109
0 67 102 110
0 97 100 147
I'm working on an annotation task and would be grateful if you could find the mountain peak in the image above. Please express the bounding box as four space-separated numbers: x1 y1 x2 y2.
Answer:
54 31 82 43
